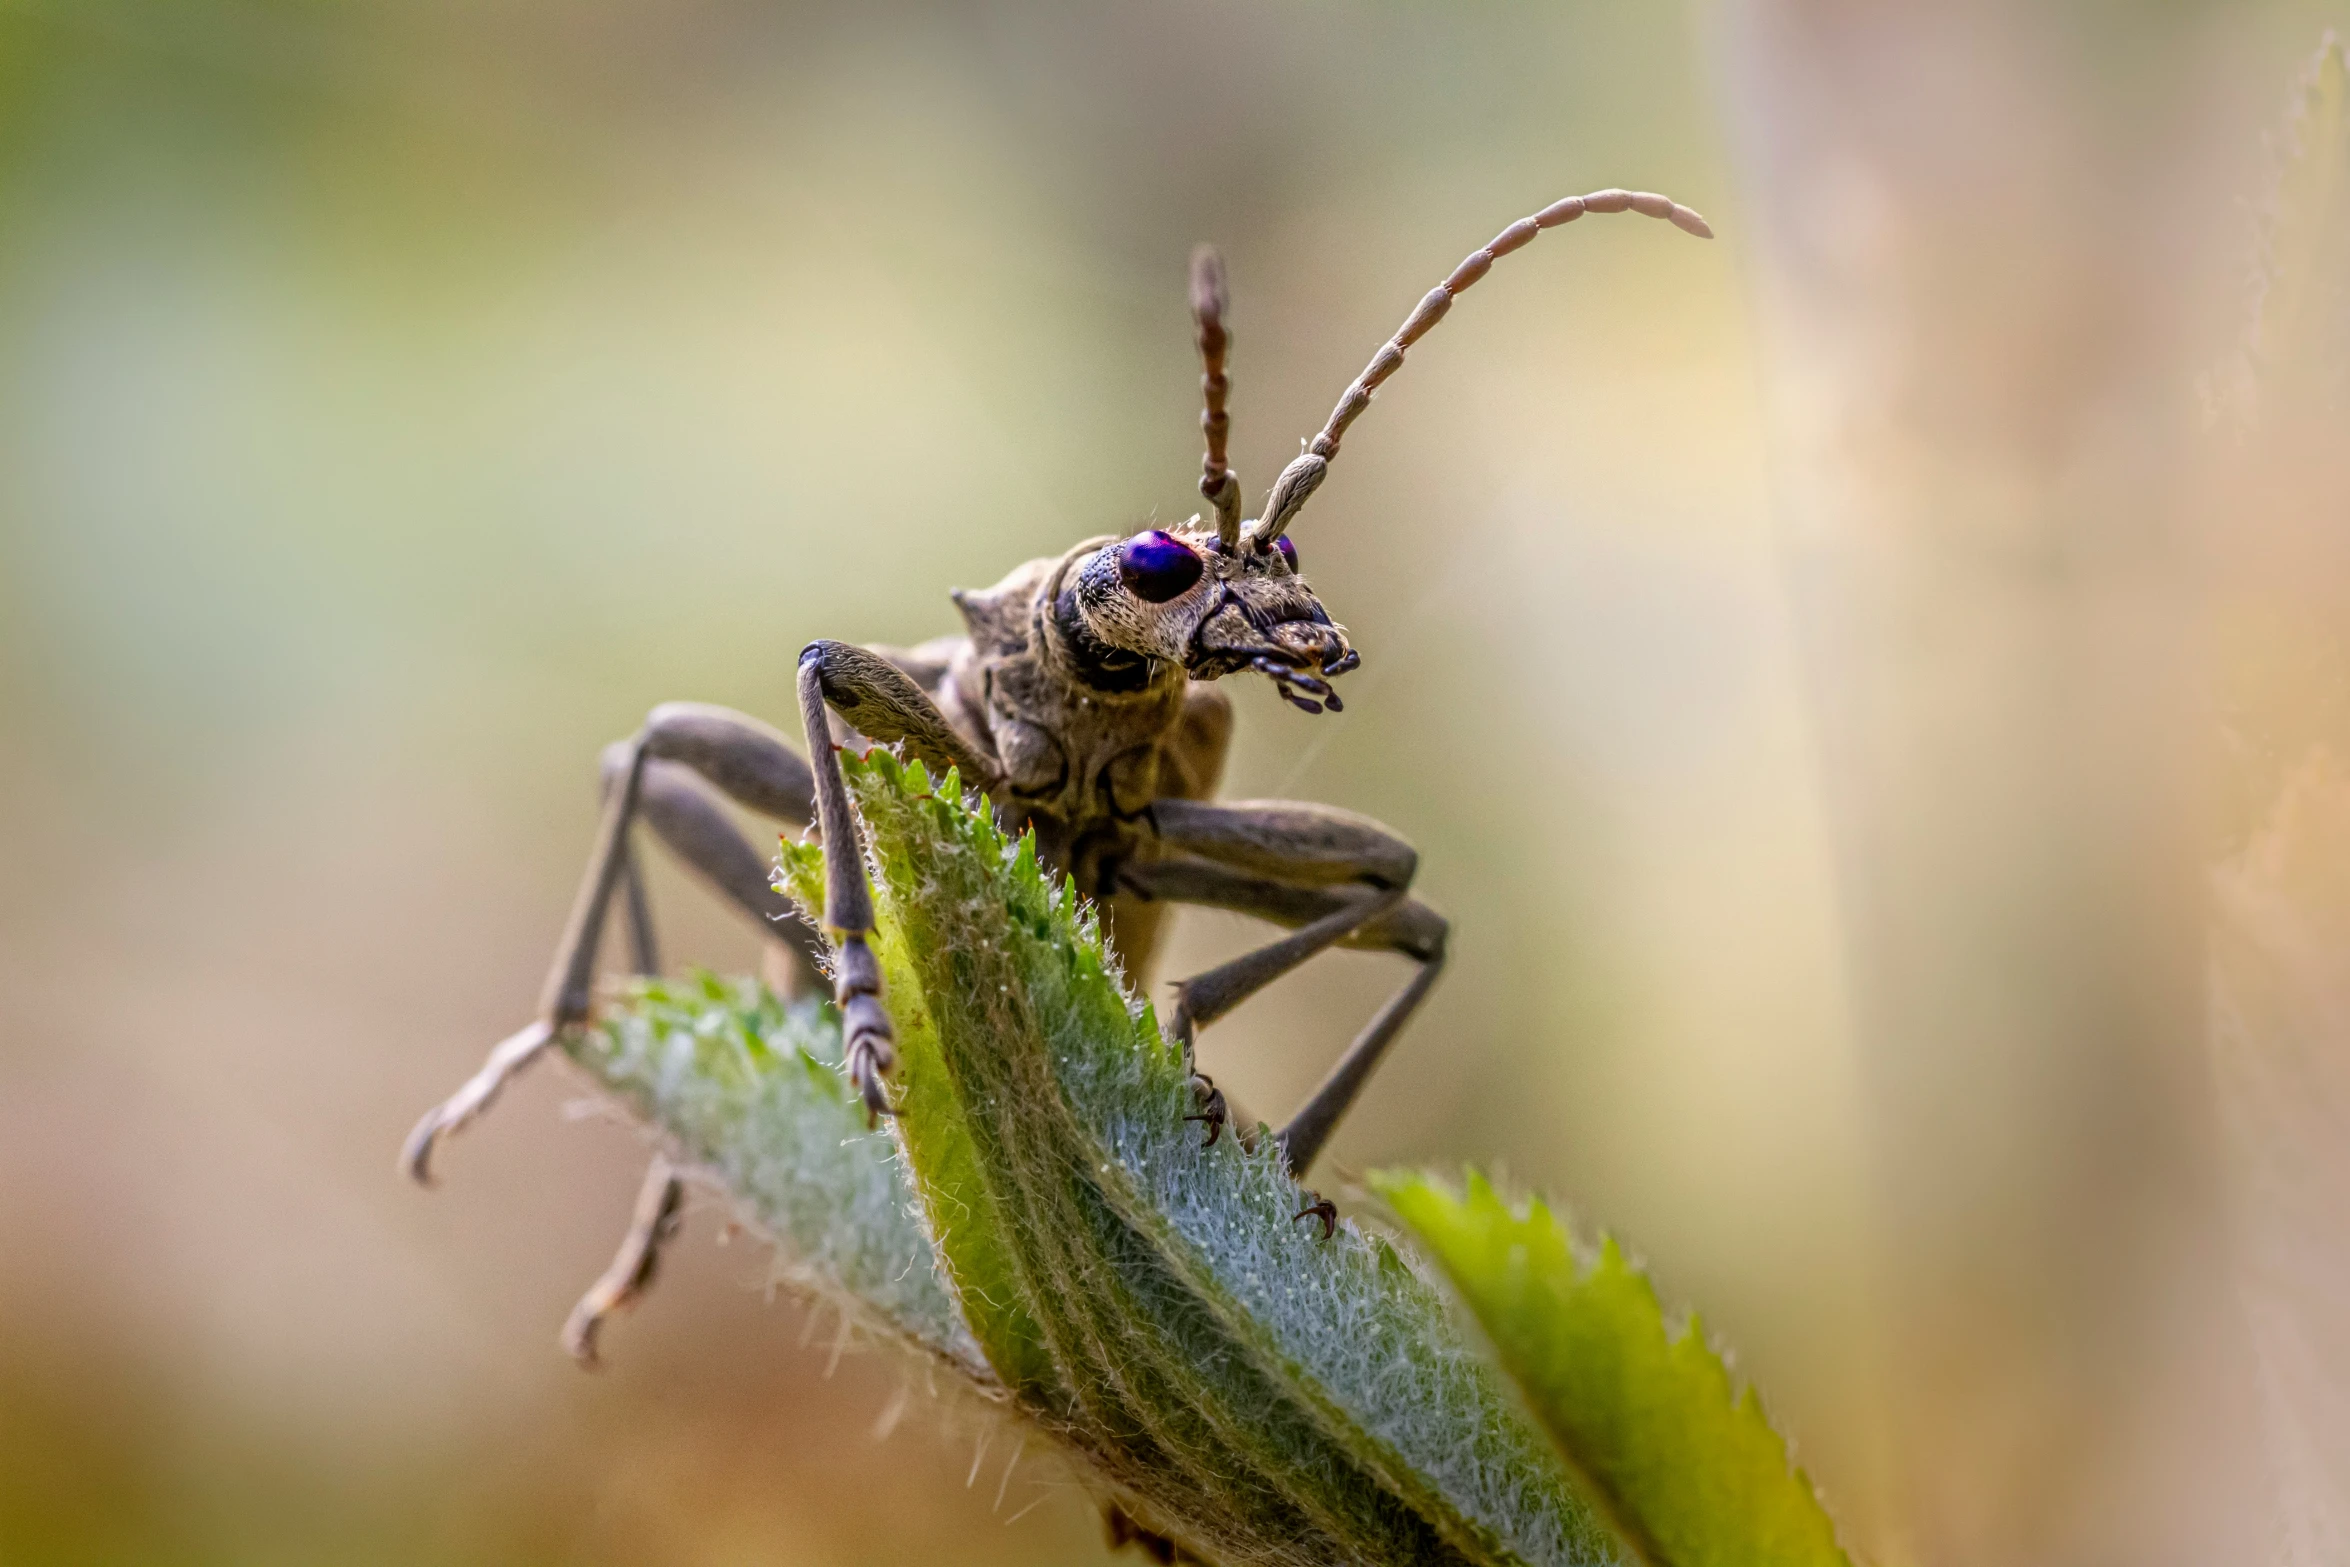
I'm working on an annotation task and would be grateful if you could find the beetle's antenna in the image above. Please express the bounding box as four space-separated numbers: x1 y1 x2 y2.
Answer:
1190 245 1243 549
1249 188 1713 547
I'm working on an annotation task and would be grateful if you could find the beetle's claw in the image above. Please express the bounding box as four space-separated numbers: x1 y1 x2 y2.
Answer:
1292 1192 1338 1240
846 1031 899 1128
1183 1073 1229 1147
856 1073 899 1128
851 1060 899 1127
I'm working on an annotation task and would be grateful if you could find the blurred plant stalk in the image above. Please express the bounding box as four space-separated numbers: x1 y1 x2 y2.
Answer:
1729 3 2265 1562
2205 34 2350 1567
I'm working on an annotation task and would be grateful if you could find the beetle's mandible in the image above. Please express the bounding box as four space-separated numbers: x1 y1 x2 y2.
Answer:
402 187 1712 1365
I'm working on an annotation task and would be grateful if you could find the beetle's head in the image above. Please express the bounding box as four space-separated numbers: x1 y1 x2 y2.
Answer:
1083 195 1709 714
1063 520 1356 713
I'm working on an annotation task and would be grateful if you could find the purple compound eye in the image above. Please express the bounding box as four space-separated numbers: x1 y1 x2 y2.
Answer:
1116 529 1203 603
1274 535 1299 572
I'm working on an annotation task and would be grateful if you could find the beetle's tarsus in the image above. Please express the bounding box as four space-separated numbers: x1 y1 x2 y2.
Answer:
1293 1192 1338 1240
842 1007 898 1124
846 1028 899 1126
407 733 664 1189
562 1157 685 1367
401 1017 560 1186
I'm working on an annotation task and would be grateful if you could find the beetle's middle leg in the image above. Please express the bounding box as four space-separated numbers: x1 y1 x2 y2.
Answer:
1119 798 1451 1185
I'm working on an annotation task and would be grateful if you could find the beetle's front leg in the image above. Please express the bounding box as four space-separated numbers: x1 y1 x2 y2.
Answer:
795 640 1005 1125
796 648 900 1126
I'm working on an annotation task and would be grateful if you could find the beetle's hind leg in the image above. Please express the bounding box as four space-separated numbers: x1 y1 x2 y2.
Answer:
562 1155 684 1366
567 783 690 1367
401 739 655 1186
403 704 830 1358
402 705 825 1186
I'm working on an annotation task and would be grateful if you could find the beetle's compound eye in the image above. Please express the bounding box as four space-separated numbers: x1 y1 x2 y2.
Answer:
1273 535 1299 572
1116 529 1204 603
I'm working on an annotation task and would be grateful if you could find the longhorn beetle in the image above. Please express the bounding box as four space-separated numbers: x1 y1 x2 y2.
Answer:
404 187 1712 1361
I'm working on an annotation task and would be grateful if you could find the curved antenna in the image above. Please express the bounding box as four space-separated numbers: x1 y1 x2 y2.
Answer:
1189 245 1244 548
1250 188 1714 547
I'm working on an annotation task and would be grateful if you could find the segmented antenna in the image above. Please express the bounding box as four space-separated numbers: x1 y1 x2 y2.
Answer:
1190 245 1243 548
1251 188 1714 546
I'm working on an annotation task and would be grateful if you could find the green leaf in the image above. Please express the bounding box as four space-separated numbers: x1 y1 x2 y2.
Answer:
775 823 1066 1401
1376 1170 1851 1567
792 752 1613 1566
567 970 982 1372
562 751 1847 1566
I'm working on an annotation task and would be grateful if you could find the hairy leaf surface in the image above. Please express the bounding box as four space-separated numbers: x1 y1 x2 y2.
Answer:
568 973 983 1372
563 751 1843 1566
777 751 1613 1566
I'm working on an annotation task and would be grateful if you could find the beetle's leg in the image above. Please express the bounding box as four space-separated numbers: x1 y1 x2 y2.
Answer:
404 704 825 1184
1293 1193 1339 1240
404 701 842 1361
799 640 1001 791
605 735 827 992
795 639 1009 1125
1161 888 1411 1071
562 1157 683 1366
1279 944 1445 1179
565 771 703 1369
1138 876 1443 1178
401 738 651 1185
1115 856 1447 963
1121 797 1450 1181
1146 797 1418 892
796 648 895 1125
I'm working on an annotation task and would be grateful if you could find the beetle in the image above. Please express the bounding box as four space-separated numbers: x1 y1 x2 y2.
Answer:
402 187 1711 1361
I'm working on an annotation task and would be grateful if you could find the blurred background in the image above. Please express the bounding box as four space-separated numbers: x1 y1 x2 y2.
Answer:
0 2 2344 1563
